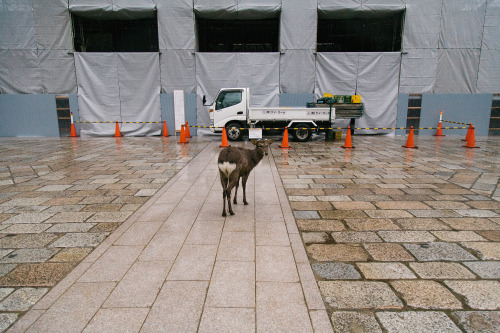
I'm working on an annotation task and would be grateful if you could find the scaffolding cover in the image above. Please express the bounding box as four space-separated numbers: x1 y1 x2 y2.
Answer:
0 49 41 94
0 0 36 49
280 50 315 94
318 0 405 18
39 49 77 94
160 49 196 94
75 53 161 136
482 0 500 50
403 0 441 49
195 53 279 126
435 49 480 93
157 0 195 50
439 0 487 49
69 0 157 19
194 0 280 19
399 48 438 93
34 0 72 50
477 49 500 93
316 52 400 134
281 0 316 50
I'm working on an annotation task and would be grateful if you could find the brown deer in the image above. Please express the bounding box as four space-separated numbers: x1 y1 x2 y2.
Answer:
218 139 275 217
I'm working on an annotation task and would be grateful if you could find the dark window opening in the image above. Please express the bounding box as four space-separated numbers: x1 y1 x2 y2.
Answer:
406 93 421 134
197 18 279 52
317 12 404 52
72 15 159 52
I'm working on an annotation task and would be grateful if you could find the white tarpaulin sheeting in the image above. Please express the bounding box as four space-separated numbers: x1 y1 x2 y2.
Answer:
316 52 400 134
482 0 500 50
69 0 157 19
196 53 279 126
399 48 438 93
281 0 316 50
280 50 315 94
439 0 487 49
403 0 441 49
477 49 500 93
0 49 41 94
194 0 280 19
157 0 195 50
435 49 480 93
160 49 196 94
75 53 161 136
0 0 36 50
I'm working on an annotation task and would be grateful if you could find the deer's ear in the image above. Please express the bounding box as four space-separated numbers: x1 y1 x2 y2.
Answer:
251 139 257 145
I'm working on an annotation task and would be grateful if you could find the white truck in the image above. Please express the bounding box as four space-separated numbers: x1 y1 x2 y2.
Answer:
204 87 337 142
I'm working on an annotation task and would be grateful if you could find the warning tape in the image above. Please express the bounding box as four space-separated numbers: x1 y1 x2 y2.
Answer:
74 122 468 130
75 121 162 124
442 120 470 125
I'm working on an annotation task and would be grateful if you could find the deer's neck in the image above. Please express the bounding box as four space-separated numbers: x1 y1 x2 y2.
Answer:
250 148 264 167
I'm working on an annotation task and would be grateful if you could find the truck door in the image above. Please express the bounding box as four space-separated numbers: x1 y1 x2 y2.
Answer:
213 89 245 128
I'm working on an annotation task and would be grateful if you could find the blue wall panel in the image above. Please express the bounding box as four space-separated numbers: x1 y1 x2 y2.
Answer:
0 94 59 137
160 93 197 136
420 94 492 136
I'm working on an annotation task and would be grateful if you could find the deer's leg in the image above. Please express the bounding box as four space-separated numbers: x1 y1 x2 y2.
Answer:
233 177 240 204
220 174 228 217
226 174 239 215
242 175 249 205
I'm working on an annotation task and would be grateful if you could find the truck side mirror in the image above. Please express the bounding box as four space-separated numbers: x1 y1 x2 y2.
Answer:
202 95 207 105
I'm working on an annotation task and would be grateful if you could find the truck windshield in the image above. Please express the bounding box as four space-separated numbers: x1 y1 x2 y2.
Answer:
215 91 242 110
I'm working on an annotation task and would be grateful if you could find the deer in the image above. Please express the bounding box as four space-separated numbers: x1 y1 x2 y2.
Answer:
218 139 275 217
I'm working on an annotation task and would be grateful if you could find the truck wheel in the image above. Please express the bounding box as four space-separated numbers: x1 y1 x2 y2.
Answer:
226 122 244 141
292 123 312 142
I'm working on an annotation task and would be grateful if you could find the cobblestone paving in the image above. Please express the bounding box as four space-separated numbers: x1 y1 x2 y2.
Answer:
273 135 500 333
0 137 208 331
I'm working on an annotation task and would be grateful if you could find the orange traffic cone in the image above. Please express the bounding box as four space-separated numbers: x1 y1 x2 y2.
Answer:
342 126 355 149
185 121 192 138
402 126 418 149
70 123 78 137
279 127 292 149
463 125 479 148
69 112 78 137
113 121 122 137
433 121 445 136
162 120 169 137
462 123 472 142
219 127 230 148
178 125 187 144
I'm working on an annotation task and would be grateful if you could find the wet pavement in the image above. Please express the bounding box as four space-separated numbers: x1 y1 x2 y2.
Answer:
275 134 500 333
0 133 499 332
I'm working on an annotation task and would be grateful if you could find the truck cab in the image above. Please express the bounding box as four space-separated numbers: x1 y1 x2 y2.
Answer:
208 88 249 140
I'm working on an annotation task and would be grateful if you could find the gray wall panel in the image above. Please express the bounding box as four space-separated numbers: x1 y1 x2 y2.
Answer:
160 93 176 137
420 94 492 136
0 94 59 137
396 93 409 136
